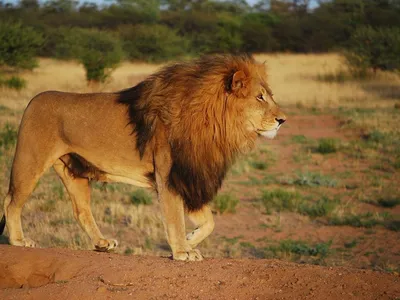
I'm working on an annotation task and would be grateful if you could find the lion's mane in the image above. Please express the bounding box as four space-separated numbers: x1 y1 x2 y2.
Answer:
118 54 260 211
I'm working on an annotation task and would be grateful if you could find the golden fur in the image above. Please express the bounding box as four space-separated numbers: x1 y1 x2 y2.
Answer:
1 54 286 261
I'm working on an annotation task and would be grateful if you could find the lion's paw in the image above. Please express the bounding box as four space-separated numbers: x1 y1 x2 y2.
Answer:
95 239 118 252
10 237 36 248
173 249 203 261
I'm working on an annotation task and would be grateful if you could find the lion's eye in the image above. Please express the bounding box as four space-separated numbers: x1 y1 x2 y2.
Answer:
256 94 265 102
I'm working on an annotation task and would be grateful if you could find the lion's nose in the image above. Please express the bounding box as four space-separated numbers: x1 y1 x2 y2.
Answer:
276 118 286 125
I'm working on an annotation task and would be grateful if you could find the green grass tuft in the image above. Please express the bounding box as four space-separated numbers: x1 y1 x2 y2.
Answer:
261 189 302 214
291 135 309 144
268 239 332 258
289 171 338 187
344 239 358 249
0 76 26 90
261 189 338 217
329 212 392 228
250 160 269 170
213 193 239 214
0 123 18 150
377 197 400 208
129 189 153 206
298 197 339 218
316 138 338 154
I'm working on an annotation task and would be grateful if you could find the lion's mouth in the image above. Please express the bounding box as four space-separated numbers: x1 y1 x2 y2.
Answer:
256 128 279 139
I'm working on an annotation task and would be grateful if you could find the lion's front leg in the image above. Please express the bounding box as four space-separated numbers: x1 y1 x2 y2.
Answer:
186 205 214 248
155 173 203 261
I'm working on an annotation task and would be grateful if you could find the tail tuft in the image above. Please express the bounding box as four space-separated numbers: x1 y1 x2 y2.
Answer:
0 215 5 235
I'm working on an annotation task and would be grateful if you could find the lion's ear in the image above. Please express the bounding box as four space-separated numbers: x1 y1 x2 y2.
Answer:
231 70 249 97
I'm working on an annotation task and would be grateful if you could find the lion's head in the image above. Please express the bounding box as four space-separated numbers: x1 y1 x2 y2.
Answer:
224 58 286 141
119 54 286 211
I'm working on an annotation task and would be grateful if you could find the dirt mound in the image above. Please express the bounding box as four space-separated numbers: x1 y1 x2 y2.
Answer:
0 245 399 299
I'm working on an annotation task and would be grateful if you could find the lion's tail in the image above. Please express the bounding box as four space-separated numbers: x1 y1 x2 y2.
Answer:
0 215 5 235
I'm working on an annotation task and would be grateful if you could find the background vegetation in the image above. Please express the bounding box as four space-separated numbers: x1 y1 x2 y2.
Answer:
0 0 399 83
0 0 399 273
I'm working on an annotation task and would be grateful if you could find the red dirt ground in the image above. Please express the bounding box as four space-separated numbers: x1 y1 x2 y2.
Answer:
1 112 399 299
0 245 399 300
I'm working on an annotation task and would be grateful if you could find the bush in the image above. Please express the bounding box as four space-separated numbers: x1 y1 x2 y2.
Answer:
193 13 242 54
41 27 83 60
250 160 268 170
291 171 338 188
0 21 43 70
0 123 18 150
269 239 331 258
78 29 123 83
298 197 338 218
240 13 279 52
41 28 123 83
261 189 302 214
213 193 239 214
0 76 26 90
118 24 188 63
344 26 400 75
129 189 153 206
316 138 338 154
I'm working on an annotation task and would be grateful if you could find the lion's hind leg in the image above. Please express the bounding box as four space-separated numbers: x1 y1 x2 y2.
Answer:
4 154 55 247
53 156 118 252
186 205 215 248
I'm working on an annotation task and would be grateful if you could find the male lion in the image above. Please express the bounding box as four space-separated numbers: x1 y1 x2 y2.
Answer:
0 54 286 261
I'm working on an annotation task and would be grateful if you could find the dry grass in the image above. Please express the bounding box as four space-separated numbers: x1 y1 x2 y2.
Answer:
0 58 162 113
0 54 399 267
1 54 399 113
254 53 400 108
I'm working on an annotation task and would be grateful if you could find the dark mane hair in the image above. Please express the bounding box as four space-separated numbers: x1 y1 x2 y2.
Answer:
118 54 264 211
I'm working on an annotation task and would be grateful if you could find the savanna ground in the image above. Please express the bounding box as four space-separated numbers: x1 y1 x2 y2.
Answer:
0 54 399 298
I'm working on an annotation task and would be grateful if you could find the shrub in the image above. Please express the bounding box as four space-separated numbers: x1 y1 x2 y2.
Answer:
0 123 18 149
0 76 26 90
213 193 239 214
269 239 331 258
291 171 338 188
328 212 391 228
41 27 84 60
250 160 268 170
118 24 188 63
261 189 302 214
363 129 387 144
129 189 153 206
344 26 400 75
78 29 123 83
291 135 309 144
376 197 400 208
298 197 338 218
261 188 338 217
0 21 43 70
42 28 123 83
240 13 279 52
316 138 338 154
178 11 242 54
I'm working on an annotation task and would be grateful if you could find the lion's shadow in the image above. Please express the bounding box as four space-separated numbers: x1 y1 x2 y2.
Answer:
0 235 9 245
362 82 400 100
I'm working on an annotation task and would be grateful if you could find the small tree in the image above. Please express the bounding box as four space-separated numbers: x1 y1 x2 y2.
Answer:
40 27 83 60
118 24 188 63
0 21 43 70
344 26 400 75
77 29 123 83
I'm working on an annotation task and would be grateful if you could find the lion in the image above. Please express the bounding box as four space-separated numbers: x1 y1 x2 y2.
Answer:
0 54 286 261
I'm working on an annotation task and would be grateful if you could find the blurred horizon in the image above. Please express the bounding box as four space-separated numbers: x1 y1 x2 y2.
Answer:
3 0 320 9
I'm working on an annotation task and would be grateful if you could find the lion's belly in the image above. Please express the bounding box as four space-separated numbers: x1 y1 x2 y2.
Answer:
56 93 155 187
69 146 154 187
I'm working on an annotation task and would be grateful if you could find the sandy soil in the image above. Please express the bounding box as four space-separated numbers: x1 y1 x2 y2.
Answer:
0 245 399 300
